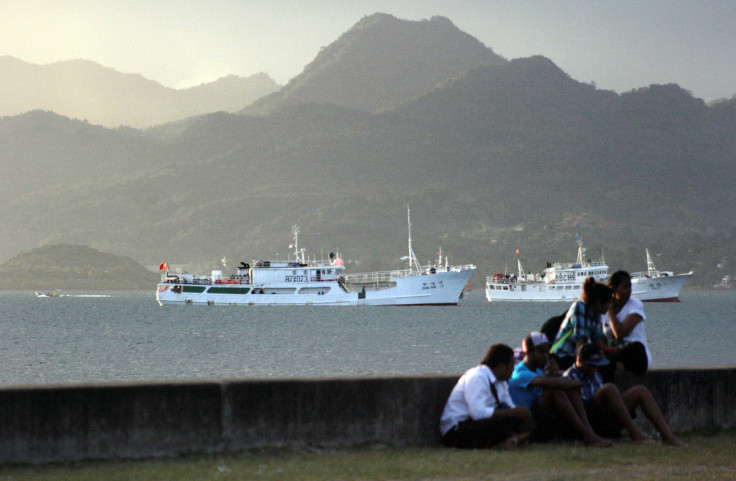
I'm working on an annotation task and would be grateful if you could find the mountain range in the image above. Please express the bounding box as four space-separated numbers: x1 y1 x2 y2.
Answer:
1 13 735 288
0 56 280 128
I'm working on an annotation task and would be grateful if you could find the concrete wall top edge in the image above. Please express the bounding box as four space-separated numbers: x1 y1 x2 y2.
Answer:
2 367 734 393
0 374 462 392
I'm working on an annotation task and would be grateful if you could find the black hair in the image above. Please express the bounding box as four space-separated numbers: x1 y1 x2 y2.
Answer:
608 270 632 289
582 276 613 304
480 344 514 368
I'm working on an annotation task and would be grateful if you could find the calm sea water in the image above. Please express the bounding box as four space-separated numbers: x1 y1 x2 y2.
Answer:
1 289 734 387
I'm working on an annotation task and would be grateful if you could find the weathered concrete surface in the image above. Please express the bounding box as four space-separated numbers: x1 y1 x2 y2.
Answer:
615 368 736 432
0 381 224 463
0 368 733 464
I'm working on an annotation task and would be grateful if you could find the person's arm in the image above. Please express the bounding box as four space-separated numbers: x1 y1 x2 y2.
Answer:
463 373 496 420
569 303 584 342
607 309 643 339
491 405 532 422
545 357 560 377
493 381 532 421
528 375 581 390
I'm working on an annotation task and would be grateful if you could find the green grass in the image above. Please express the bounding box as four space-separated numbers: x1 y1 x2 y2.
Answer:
1 432 734 481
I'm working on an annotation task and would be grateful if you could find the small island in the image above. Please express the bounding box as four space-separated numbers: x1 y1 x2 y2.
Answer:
0 244 159 290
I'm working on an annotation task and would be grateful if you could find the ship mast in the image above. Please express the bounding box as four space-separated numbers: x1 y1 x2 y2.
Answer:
575 234 586 266
292 224 305 263
407 206 421 275
646 248 658 276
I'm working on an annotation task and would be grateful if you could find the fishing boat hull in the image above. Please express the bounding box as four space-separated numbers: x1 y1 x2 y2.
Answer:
485 281 586 302
486 236 607 302
485 245 693 303
485 272 693 302
156 268 474 306
630 272 693 302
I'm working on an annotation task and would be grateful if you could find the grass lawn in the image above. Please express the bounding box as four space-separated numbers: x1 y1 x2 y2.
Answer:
1 432 734 481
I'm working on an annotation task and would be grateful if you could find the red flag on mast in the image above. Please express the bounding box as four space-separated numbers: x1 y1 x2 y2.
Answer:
159 262 168 270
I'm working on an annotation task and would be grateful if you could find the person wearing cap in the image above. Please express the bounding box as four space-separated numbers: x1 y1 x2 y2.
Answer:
508 331 612 447
439 344 533 449
550 277 611 371
563 342 685 446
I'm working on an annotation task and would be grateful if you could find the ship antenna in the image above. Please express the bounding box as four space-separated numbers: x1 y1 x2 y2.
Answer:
292 224 301 263
646 248 657 276
407 206 420 275
575 234 585 266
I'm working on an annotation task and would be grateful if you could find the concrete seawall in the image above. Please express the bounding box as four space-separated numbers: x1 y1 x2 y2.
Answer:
0 368 734 464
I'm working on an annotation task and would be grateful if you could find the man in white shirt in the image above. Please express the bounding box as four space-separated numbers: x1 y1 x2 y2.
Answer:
440 344 532 449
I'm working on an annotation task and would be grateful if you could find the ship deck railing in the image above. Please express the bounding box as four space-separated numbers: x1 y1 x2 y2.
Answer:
347 264 474 284
487 277 546 285
346 270 409 284
630 270 657 279
551 260 607 269
160 275 250 285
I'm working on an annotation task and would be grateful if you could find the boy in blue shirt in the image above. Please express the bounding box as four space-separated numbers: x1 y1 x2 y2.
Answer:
509 332 611 447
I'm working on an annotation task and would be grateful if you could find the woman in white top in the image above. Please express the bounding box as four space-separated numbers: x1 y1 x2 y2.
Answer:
600 270 651 382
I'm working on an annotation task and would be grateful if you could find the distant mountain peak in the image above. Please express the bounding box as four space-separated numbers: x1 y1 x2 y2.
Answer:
352 12 457 30
247 13 506 114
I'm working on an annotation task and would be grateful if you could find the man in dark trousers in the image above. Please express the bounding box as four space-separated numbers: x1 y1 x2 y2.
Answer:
440 344 532 449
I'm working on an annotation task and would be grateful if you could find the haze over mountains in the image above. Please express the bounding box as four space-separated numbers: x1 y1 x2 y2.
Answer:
2 13 735 287
0 56 280 128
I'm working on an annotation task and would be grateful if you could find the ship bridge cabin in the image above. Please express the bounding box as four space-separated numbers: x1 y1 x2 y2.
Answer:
544 261 608 284
246 260 345 285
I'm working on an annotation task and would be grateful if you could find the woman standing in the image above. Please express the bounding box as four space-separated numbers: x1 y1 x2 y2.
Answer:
601 270 651 381
550 277 612 371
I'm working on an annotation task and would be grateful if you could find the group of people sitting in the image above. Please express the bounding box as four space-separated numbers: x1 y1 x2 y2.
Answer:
439 270 686 450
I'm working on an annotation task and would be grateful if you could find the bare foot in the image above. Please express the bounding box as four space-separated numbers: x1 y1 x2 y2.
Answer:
584 435 613 448
492 437 518 450
492 432 531 450
512 431 531 447
663 436 687 447
633 436 657 445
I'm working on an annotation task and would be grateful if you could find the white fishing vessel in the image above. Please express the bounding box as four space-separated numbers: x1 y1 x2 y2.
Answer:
714 276 733 289
629 249 692 302
485 236 607 302
156 210 475 306
35 291 60 298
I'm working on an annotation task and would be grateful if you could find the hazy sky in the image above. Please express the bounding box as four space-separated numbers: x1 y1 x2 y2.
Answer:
3 0 734 101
